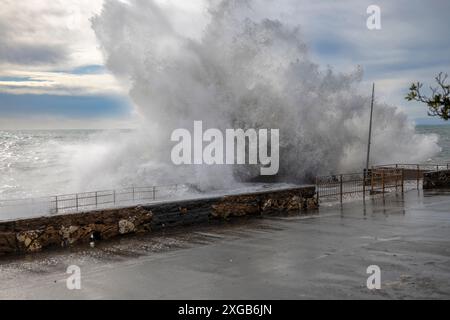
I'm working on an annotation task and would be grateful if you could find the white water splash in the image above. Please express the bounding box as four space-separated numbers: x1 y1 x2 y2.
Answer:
76 0 440 189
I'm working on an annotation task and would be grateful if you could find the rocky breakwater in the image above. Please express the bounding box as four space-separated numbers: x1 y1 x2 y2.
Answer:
0 206 153 256
423 170 450 189
0 186 316 257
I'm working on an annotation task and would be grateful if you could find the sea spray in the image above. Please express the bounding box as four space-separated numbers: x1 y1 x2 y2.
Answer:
79 0 441 189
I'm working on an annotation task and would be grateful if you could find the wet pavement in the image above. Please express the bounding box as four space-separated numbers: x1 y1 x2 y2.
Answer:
1 189 450 299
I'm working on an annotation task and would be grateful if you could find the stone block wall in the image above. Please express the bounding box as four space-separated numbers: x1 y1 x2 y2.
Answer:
0 186 316 257
0 206 153 255
423 170 450 189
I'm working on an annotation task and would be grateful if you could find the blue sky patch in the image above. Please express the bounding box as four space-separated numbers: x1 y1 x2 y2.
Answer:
0 76 38 82
70 65 107 75
0 93 131 118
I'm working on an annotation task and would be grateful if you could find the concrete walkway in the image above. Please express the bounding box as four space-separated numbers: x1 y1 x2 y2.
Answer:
1 189 450 299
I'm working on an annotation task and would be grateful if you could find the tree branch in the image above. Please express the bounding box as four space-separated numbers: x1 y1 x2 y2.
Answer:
405 72 450 120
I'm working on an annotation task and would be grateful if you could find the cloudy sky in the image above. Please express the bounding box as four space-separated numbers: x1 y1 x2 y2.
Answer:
0 0 449 129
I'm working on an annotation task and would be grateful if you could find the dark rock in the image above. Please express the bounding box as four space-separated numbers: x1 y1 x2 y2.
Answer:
423 170 450 189
0 232 17 254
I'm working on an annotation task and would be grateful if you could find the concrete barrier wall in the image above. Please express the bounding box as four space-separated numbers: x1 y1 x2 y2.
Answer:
423 170 450 189
0 186 316 257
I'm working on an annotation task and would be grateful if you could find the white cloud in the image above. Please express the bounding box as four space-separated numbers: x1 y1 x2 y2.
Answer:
0 0 104 69
0 0 448 121
0 0 126 96
0 70 125 96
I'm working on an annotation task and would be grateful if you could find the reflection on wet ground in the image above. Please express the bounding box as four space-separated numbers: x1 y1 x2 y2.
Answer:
1 189 450 299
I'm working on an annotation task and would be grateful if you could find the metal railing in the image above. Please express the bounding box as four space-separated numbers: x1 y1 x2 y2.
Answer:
370 168 404 194
0 184 181 218
373 163 450 189
316 163 450 203
316 169 403 203
1 162 449 217
316 172 367 203
375 163 450 171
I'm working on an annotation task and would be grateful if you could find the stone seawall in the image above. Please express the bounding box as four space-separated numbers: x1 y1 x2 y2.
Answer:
423 170 450 189
0 186 316 257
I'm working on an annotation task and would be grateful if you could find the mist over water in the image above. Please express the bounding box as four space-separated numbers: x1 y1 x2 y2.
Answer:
0 0 442 201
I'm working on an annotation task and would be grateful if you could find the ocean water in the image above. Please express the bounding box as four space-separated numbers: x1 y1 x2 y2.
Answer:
0 125 449 200
0 129 134 200
415 125 450 163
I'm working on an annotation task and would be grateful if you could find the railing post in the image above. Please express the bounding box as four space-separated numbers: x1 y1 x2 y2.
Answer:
132 187 135 201
417 164 420 190
401 169 404 194
113 190 116 204
382 170 385 195
76 194 79 211
55 196 59 214
371 168 374 195
340 174 343 203
316 177 320 203
363 170 366 200
95 191 98 208
153 186 156 200
395 170 398 192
